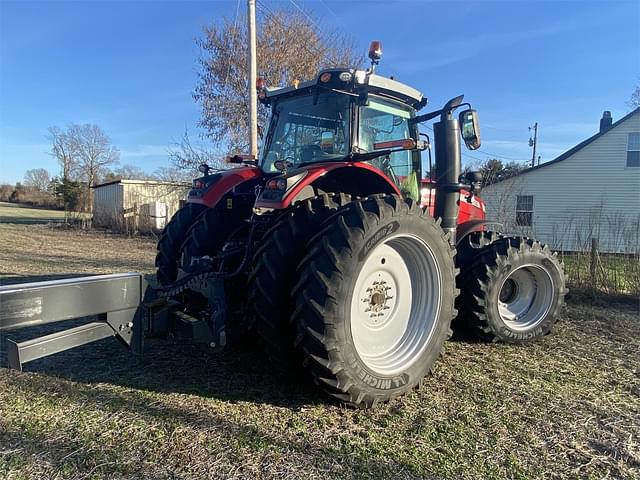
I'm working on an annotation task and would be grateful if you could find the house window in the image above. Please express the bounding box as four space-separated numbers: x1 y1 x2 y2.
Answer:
628 132 640 167
516 195 534 226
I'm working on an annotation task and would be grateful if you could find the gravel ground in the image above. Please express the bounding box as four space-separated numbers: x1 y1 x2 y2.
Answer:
1 222 638 479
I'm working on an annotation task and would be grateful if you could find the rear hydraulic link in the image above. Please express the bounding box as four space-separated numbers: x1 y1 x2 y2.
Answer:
155 214 261 298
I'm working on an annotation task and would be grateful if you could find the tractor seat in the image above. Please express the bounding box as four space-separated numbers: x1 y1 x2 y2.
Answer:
300 145 323 163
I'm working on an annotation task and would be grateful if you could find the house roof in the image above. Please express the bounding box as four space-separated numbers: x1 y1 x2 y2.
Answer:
501 107 640 177
92 179 190 189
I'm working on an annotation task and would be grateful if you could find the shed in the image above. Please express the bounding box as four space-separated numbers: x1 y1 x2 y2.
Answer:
92 179 190 232
481 108 640 253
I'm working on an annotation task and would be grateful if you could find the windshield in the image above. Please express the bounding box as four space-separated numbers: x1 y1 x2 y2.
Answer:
261 93 351 172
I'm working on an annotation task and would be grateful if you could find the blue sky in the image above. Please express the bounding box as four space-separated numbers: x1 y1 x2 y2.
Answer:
1 0 638 184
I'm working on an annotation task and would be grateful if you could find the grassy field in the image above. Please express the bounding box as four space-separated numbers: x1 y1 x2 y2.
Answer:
0 202 66 225
0 221 638 479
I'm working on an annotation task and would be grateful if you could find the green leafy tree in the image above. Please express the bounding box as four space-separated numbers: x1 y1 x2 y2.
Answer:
51 177 84 211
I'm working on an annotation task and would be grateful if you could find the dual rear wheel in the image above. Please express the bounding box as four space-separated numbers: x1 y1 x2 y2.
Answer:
456 232 567 342
251 194 457 406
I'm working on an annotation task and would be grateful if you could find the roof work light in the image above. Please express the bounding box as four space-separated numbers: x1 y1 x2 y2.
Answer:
368 41 382 63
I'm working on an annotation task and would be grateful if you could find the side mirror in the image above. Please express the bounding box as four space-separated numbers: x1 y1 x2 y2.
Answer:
459 109 481 150
320 131 334 152
198 163 211 174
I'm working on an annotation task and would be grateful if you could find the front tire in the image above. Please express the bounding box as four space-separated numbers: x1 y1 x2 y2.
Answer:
292 195 457 407
457 234 567 342
180 204 245 272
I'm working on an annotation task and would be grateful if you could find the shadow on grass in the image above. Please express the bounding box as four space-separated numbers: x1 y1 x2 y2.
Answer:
1 249 155 273
1 370 421 479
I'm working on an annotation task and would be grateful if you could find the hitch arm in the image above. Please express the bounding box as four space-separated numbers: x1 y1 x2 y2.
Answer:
0 273 152 370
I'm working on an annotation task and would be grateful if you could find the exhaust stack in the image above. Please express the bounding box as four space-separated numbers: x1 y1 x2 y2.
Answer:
433 97 463 244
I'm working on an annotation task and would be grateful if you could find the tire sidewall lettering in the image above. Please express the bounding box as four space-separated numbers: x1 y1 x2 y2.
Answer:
358 221 400 262
348 356 411 390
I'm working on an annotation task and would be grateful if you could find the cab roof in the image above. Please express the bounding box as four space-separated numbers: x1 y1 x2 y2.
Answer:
263 68 427 110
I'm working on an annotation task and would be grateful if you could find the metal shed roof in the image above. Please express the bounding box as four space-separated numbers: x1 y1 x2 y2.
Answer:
92 179 190 189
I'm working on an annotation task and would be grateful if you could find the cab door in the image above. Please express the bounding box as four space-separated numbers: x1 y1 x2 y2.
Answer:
357 97 421 201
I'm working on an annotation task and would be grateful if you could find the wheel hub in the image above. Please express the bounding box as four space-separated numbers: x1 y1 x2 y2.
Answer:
358 271 397 328
350 234 442 376
497 264 554 331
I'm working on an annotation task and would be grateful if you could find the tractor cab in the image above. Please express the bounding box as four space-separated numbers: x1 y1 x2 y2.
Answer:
257 53 427 202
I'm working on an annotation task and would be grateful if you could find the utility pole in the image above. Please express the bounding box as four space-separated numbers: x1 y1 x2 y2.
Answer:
528 122 538 168
247 0 258 157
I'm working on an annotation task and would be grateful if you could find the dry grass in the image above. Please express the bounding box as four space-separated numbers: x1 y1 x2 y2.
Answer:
0 222 639 479
0 222 156 278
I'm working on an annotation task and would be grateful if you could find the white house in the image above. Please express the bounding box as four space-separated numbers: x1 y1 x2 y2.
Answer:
481 108 640 253
92 179 190 232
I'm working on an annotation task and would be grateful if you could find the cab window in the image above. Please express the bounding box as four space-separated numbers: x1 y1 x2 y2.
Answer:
358 98 419 201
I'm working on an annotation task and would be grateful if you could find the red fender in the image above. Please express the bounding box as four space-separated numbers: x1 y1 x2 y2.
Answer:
457 190 486 223
254 161 401 210
188 166 263 207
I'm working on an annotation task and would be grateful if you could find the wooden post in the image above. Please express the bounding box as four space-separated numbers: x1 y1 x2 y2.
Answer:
590 237 598 291
247 0 258 157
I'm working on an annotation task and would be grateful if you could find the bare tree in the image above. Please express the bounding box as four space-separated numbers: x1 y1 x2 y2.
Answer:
628 83 640 109
48 126 78 181
103 164 154 182
23 168 51 192
69 124 120 189
193 8 361 155
479 158 527 186
153 166 195 184
168 129 226 174
49 123 120 211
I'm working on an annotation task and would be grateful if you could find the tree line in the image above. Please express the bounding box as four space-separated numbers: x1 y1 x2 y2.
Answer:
1 124 164 211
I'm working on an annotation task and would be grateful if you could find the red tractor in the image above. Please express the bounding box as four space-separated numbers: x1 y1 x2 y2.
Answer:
152 43 567 407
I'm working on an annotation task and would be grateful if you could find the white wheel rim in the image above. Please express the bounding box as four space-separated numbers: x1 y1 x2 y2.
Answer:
350 233 442 376
497 264 555 331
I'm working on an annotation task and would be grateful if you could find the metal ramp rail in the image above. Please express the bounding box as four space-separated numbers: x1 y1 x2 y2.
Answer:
0 273 152 371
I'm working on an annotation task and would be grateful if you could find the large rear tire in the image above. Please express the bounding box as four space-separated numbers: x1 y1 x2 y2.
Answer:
457 233 567 342
180 204 246 272
155 203 206 285
247 193 352 370
292 195 457 407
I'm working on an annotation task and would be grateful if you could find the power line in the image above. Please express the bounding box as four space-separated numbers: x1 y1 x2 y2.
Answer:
317 0 338 19
256 1 324 62
255 0 331 65
287 0 321 31
421 123 528 164
476 149 528 162
222 0 242 87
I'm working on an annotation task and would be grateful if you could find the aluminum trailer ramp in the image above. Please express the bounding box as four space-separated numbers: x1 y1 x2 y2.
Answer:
0 273 154 371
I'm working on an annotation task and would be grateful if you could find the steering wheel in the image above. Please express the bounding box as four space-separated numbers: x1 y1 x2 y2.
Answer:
380 155 399 186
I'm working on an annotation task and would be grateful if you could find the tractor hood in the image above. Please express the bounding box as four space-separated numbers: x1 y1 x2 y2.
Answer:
187 166 263 208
